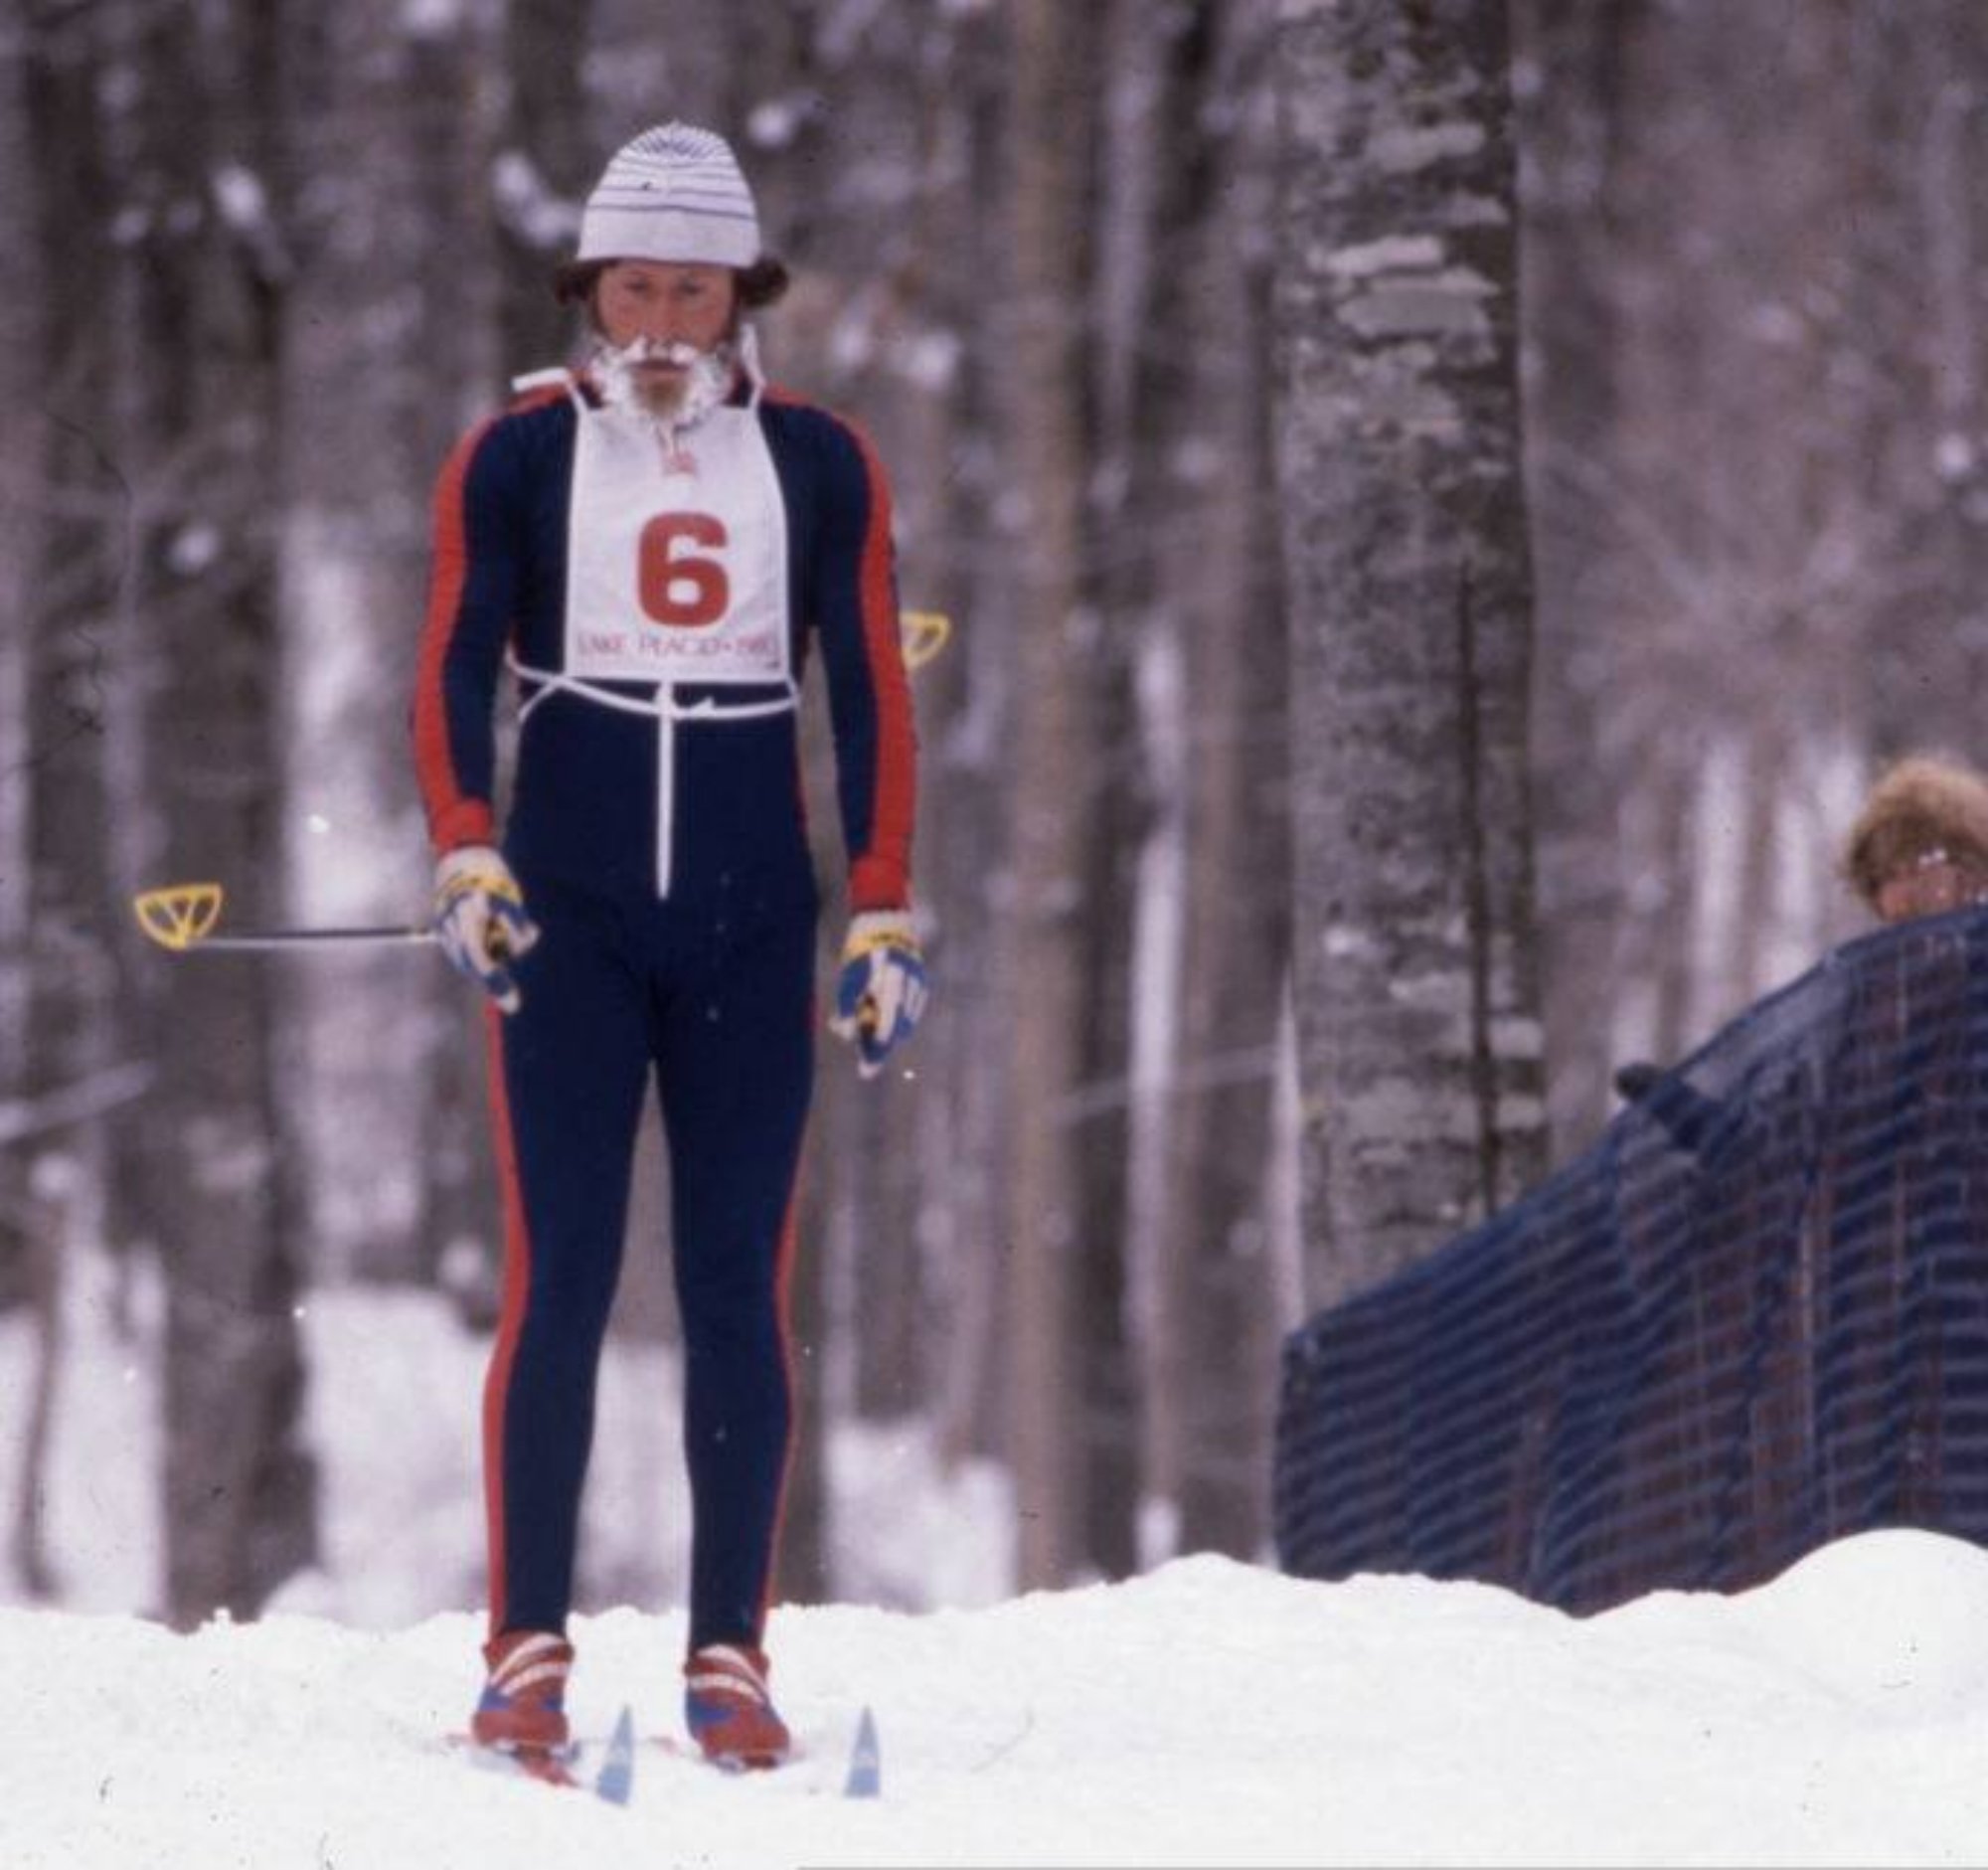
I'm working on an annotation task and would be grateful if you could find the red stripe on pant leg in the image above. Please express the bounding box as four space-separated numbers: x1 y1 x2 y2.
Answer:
481 1003 533 1638
753 1106 810 1645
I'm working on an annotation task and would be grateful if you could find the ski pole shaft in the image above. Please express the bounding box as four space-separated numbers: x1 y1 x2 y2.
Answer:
165 926 436 952
133 882 434 954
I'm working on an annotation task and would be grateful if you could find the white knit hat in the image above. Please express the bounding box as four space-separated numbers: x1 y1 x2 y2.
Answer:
575 122 761 269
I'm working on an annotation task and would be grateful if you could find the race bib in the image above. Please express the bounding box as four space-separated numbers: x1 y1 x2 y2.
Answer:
564 403 791 684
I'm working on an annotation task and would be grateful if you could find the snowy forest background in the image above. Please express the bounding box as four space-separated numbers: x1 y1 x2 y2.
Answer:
5 0 1988 1631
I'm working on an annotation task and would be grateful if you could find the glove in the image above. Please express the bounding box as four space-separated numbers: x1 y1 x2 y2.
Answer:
827 909 927 1079
432 845 540 1015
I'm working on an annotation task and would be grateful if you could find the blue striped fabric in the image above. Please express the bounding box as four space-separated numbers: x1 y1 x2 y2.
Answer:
1273 902 1988 1613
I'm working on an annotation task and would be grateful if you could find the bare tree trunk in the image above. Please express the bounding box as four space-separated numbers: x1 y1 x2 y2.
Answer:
1166 13 1290 1560
9 1166 65 1598
0 14 43 1338
112 0 315 1624
280 0 502 1288
999 0 1099 1587
1514 0 1643 1155
1104 0 1288 1564
1063 3 1145 1586
496 0 594 374
1275 0 1548 1312
401 3 581 1312
1072 672 1140 1581
911 8 1015 1481
20 1 128 1240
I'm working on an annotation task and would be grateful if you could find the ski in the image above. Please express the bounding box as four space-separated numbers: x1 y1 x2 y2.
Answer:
449 1734 582 1791
446 1702 638 1801
444 1705 867 1798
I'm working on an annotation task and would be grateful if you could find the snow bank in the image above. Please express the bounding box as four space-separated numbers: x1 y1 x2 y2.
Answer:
7 1532 1988 1868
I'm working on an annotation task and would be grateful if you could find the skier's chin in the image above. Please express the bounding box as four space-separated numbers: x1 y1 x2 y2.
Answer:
629 367 689 420
596 341 733 425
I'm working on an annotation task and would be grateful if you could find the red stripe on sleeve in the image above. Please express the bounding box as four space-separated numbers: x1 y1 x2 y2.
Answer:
414 419 498 855
845 420 917 911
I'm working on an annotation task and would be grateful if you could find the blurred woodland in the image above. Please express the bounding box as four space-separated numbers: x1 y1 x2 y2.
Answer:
5 0 1988 1623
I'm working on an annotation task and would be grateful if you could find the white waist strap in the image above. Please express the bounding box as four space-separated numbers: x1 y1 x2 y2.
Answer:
509 652 798 899
510 653 799 727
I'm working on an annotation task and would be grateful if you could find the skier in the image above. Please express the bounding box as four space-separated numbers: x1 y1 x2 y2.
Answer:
412 120 926 1769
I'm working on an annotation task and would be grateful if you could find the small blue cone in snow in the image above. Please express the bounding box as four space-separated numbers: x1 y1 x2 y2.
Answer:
843 1705 881 1799
594 1704 636 1806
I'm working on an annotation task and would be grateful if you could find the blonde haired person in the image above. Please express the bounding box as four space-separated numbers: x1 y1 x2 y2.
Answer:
1842 754 1988 925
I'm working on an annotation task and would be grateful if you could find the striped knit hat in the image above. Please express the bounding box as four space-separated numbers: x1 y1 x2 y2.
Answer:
576 123 761 269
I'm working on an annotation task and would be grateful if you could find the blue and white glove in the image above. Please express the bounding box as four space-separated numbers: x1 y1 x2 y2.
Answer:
828 910 928 1079
432 845 540 1015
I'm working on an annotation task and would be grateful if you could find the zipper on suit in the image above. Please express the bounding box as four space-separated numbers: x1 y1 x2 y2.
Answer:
655 682 676 899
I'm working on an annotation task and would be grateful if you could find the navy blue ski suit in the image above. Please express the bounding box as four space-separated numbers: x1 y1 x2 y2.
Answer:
413 367 915 1650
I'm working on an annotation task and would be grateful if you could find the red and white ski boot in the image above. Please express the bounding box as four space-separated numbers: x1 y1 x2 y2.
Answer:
683 1643 790 1769
471 1629 576 1774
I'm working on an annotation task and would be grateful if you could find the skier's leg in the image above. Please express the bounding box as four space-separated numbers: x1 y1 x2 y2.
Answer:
483 876 649 1639
655 901 816 1653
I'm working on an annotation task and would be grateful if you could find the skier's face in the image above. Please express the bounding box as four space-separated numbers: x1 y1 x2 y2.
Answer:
596 260 738 359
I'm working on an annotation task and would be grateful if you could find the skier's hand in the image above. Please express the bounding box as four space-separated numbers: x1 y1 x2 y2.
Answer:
432 845 540 1015
828 909 927 1079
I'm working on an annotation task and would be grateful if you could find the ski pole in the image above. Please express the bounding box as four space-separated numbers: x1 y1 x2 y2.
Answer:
134 615 953 959
132 883 434 954
901 608 951 670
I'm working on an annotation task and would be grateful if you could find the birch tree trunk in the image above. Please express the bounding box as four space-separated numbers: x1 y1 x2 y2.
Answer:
1275 0 1548 1310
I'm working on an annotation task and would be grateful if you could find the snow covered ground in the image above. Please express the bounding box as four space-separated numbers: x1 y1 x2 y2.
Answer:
7 1262 1988 1866
6 1529 1988 1868
0 1255 1014 1627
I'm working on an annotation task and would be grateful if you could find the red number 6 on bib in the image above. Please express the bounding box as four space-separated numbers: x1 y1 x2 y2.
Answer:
637 513 730 626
